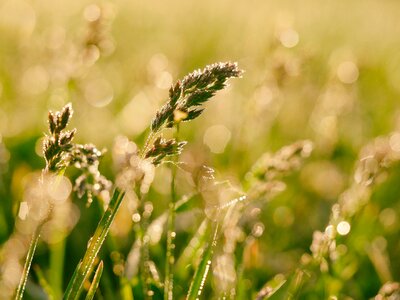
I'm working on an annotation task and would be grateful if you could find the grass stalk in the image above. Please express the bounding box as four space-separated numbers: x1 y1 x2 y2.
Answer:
164 126 179 300
186 221 220 300
15 227 41 300
85 261 104 300
15 173 56 299
164 201 176 300
139 202 152 299
285 269 306 300
120 278 134 300
64 188 125 299
33 265 55 300
49 237 66 298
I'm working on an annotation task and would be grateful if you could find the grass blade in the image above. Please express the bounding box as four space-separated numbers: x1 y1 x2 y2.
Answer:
85 261 104 300
255 275 287 300
186 221 219 300
285 269 307 300
176 219 209 274
49 238 66 298
33 264 55 300
64 188 125 299
15 227 41 300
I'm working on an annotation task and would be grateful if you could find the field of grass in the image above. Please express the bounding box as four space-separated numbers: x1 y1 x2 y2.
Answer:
1 0 400 299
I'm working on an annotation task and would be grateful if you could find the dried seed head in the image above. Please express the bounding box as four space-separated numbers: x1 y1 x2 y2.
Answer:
69 144 112 204
58 103 73 131
151 62 242 132
43 104 76 172
245 140 313 202
250 140 313 181
42 104 111 203
48 112 57 134
375 282 400 299
304 132 400 271
59 129 76 147
145 136 187 166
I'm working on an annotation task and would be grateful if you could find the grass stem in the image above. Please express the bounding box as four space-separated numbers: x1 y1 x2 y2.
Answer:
15 227 41 300
85 261 104 300
64 189 125 299
186 221 220 300
49 237 66 298
164 125 179 300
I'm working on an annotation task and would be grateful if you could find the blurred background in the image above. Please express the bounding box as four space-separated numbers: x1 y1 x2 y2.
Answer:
1 0 400 299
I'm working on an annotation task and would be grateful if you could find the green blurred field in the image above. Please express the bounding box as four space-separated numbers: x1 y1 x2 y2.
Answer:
1 0 400 299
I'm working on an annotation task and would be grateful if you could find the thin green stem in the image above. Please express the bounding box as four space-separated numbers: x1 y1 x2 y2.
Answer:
15 172 55 299
33 264 55 300
285 268 306 300
164 125 179 300
164 201 176 300
85 261 104 300
186 221 220 300
15 227 41 300
121 278 134 300
64 189 125 299
138 197 152 299
49 237 66 298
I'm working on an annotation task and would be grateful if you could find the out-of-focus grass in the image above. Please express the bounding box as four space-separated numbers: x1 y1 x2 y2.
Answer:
1 0 400 299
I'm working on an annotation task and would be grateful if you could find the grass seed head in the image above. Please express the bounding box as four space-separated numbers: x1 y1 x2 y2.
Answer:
145 136 187 166
151 62 242 132
44 103 75 172
43 104 112 203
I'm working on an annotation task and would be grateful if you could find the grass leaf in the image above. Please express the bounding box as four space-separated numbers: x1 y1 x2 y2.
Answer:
64 189 125 299
85 261 104 300
186 221 220 300
33 264 56 300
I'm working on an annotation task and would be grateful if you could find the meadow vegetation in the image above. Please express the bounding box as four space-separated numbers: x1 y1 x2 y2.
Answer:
0 0 400 299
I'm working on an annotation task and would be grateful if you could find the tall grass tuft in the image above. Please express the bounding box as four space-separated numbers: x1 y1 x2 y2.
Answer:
7 57 399 300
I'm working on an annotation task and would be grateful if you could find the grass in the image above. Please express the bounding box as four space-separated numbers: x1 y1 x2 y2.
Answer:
1 1 400 299
12 62 244 299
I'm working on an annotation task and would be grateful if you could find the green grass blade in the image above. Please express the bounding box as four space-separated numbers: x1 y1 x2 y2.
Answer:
33 264 55 300
176 219 210 277
85 261 104 300
49 238 66 298
285 269 307 300
175 192 198 213
186 221 220 300
120 277 134 300
255 275 287 300
15 227 41 300
64 188 125 299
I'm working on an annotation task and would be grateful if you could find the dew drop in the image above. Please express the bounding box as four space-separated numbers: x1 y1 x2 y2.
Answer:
337 221 351 236
132 213 141 223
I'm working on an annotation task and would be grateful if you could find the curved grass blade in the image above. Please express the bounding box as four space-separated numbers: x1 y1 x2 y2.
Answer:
33 264 55 300
285 269 307 300
85 261 104 300
15 227 41 300
255 275 287 300
49 238 66 299
64 189 125 299
176 219 209 274
186 221 220 300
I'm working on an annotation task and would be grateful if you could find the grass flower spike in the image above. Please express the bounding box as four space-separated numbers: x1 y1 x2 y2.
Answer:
151 62 242 132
